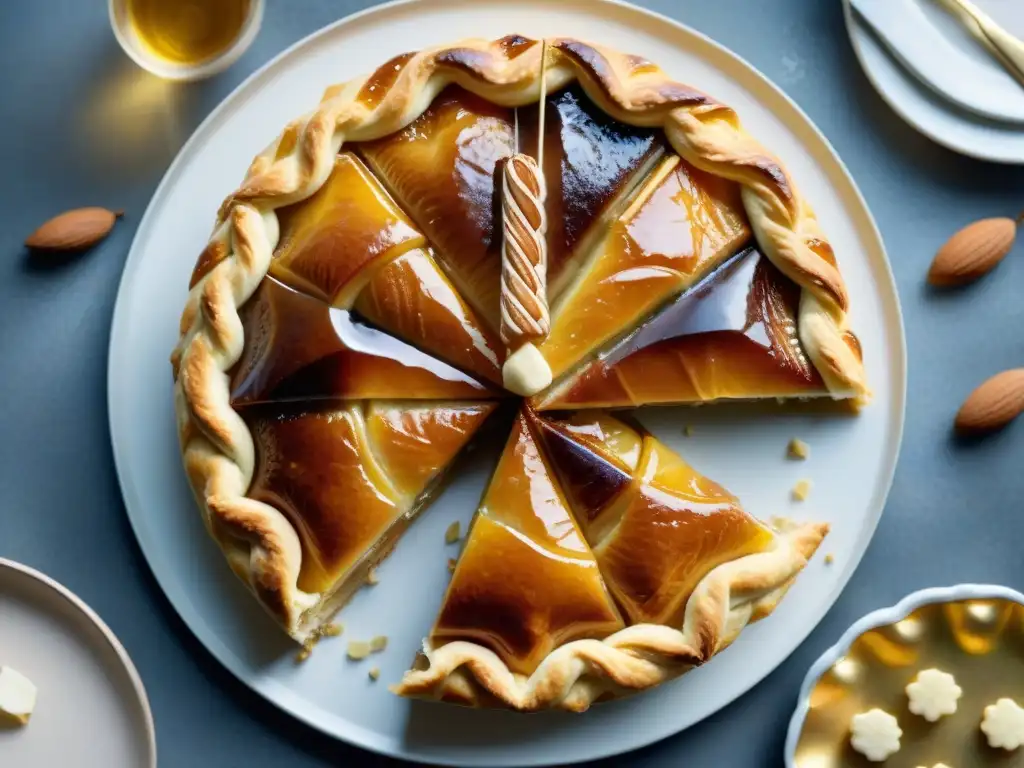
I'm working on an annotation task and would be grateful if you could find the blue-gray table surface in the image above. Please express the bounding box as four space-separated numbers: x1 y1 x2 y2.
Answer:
3 1 1023 765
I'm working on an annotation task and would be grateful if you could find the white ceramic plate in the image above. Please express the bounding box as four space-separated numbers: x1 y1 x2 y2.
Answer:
0 559 156 767
107 0 906 764
784 584 1024 766
843 0 1024 164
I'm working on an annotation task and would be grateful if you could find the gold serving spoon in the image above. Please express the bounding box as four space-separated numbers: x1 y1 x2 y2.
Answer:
937 0 1024 89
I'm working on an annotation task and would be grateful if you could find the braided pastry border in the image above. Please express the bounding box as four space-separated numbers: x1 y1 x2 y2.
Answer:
172 35 862 640
393 521 828 711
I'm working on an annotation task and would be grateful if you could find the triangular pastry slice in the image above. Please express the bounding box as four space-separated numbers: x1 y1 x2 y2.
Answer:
394 409 623 705
230 276 498 406
236 400 497 635
359 85 662 330
353 248 504 385
396 408 827 710
505 155 751 394
534 247 863 410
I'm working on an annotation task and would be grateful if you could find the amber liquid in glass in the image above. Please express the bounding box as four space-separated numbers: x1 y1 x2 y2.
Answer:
127 0 250 66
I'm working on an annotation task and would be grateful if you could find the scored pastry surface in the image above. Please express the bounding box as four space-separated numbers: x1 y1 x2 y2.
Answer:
173 34 855 700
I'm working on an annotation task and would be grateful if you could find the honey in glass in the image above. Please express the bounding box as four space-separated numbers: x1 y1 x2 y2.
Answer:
125 0 251 67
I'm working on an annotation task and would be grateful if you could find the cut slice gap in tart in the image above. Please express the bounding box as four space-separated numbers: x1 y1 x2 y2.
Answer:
394 408 624 707
534 246 864 410
234 399 497 638
229 276 499 406
396 407 829 710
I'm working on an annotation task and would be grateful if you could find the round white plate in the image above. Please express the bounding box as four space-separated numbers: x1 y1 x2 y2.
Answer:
843 0 1024 164
0 559 156 767
107 0 906 764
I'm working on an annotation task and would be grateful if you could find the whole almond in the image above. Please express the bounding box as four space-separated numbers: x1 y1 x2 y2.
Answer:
955 368 1024 434
25 207 122 251
928 217 1017 287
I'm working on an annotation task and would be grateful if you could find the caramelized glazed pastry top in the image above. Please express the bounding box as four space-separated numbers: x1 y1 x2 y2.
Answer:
271 153 425 307
533 411 775 626
354 248 504 384
248 404 403 594
363 401 496 501
538 156 751 380
432 411 623 674
518 85 663 293
358 87 515 327
538 248 826 410
230 277 495 406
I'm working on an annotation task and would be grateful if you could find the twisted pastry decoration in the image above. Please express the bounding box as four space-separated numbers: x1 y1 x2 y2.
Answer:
173 34 861 672
500 154 549 347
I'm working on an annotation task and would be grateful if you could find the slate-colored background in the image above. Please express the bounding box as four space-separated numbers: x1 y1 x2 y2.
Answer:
2 1 1023 765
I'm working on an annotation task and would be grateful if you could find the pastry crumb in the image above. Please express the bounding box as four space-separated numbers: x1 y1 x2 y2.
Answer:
850 708 901 762
444 521 461 544
366 567 379 585
792 479 812 501
368 667 380 681
787 438 809 460
322 622 343 638
0 667 36 725
370 635 388 653
824 553 834 565
683 424 693 437
347 641 372 661
447 557 457 573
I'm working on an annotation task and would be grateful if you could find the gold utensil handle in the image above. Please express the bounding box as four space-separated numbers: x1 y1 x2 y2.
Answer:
940 0 1024 88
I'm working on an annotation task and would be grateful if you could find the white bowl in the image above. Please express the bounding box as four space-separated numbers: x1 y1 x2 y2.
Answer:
784 584 1024 766
108 0 264 81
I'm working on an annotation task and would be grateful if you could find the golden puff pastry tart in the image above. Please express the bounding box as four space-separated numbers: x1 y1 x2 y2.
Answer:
172 34 861 697
394 408 827 710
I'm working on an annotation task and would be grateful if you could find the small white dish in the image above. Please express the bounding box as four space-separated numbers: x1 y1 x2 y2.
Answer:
843 0 1024 164
0 558 156 767
785 583 1024 767
109 0 264 82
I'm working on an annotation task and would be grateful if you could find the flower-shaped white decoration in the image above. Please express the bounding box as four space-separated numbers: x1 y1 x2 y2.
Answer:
850 708 902 762
982 697 1024 750
906 668 962 722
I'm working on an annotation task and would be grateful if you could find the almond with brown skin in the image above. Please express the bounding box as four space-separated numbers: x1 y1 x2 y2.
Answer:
928 216 1019 287
25 207 123 251
955 368 1024 434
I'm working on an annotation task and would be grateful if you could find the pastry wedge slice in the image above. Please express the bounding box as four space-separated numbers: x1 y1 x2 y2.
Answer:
393 408 625 709
530 410 826 628
504 154 751 394
230 276 498 406
396 408 827 710
534 247 865 409
217 400 497 638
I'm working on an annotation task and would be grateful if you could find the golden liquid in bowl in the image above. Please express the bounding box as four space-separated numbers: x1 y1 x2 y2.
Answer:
126 0 251 66
795 599 1024 767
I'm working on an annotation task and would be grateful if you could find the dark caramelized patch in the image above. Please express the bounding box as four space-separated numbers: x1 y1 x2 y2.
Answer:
529 415 631 523
230 277 494 406
519 85 663 288
539 248 827 409
357 52 415 109
190 239 229 288
496 34 537 58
